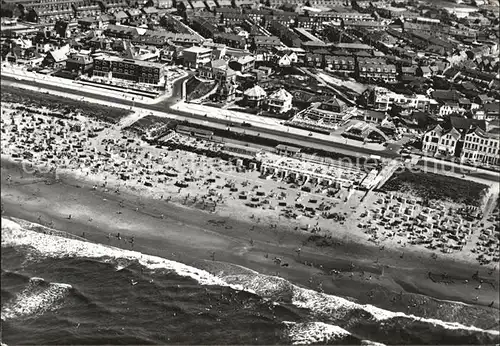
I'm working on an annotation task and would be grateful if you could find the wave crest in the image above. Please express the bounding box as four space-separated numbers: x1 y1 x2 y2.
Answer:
1 218 243 289
284 321 355 345
1 276 72 320
2 217 499 341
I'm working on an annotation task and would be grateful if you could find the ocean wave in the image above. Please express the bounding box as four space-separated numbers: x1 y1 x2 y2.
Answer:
1 276 72 320
2 217 499 341
1 218 245 290
1 269 31 283
284 321 355 345
220 272 500 337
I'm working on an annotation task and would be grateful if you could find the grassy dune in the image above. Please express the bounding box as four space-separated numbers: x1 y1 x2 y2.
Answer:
382 169 488 207
1 85 130 124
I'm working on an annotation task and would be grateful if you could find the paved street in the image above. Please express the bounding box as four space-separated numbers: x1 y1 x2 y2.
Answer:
1 72 402 162
3 68 500 184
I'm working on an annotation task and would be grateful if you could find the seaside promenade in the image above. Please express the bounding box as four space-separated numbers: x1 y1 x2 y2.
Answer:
2 65 500 184
1 67 396 161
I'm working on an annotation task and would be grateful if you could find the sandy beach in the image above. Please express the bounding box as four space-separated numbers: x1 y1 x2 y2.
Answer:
2 158 499 329
1 93 499 331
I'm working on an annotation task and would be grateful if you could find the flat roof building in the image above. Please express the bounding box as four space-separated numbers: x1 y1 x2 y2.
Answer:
276 144 301 157
93 56 166 86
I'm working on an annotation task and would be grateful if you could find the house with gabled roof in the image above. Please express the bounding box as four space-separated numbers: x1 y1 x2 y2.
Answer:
483 102 500 121
229 55 255 73
243 85 267 107
142 7 159 19
361 110 388 124
252 35 281 53
199 59 236 83
215 0 232 7
213 79 237 102
113 10 129 24
42 45 70 69
422 124 461 157
213 33 246 49
267 88 293 114
461 126 500 167
271 48 297 67
4 44 42 66
417 66 431 78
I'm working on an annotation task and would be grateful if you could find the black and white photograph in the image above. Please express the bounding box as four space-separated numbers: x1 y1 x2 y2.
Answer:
0 0 499 344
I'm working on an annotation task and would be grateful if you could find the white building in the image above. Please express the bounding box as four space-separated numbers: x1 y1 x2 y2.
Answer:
272 49 298 67
368 87 431 112
182 46 212 69
422 124 461 157
461 127 499 166
243 85 267 107
267 88 293 114
438 101 464 116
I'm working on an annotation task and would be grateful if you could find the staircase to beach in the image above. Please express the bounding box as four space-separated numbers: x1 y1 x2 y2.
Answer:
119 111 148 129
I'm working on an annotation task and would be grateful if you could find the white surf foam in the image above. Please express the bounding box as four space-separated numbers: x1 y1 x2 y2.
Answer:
2 217 498 337
1 218 246 291
289 283 500 334
284 321 353 345
220 271 500 336
1 276 72 320
360 341 387 346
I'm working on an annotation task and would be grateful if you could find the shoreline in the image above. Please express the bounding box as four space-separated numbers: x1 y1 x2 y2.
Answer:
2 158 499 331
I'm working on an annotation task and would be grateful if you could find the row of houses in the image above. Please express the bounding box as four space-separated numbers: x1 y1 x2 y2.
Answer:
178 0 253 11
422 120 499 167
205 6 376 32
11 0 156 23
10 0 257 23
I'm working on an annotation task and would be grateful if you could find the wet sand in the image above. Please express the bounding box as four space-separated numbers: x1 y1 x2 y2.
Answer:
1 158 499 330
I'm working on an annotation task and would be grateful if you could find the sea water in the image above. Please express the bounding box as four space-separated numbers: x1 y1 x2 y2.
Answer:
2 218 498 345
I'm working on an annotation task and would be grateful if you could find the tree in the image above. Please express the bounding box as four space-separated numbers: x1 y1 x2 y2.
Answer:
433 77 450 90
0 7 13 18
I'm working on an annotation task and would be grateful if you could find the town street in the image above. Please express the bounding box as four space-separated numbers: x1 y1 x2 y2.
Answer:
2 70 499 183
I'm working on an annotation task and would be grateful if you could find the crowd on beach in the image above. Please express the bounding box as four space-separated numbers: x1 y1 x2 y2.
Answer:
357 192 499 268
1 101 499 275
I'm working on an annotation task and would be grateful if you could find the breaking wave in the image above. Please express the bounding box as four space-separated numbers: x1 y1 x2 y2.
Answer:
2 217 499 344
1 276 71 320
284 321 358 345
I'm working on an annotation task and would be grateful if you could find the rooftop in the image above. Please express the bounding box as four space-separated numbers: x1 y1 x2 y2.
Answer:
183 46 212 54
333 43 374 50
269 88 292 101
244 85 267 98
276 144 301 152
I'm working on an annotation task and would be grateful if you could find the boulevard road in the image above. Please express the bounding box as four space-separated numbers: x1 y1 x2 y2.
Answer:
1 74 399 161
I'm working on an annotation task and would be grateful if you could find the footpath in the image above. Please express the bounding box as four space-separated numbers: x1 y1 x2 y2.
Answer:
1 64 187 105
1 66 387 154
172 102 386 152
